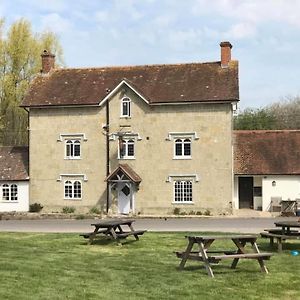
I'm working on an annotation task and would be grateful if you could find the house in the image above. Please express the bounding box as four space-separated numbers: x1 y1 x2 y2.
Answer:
0 146 29 212
233 130 300 211
20 42 239 215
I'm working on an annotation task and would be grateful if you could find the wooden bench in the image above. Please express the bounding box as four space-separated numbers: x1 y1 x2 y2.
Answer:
260 232 300 252
175 251 272 264
80 229 109 239
116 230 146 239
264 229 299 234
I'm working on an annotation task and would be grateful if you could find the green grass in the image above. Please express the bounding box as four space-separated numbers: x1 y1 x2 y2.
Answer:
0 232 299 300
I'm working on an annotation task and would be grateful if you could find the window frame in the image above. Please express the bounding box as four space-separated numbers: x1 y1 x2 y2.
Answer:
1 183 18 202
118 138 135 160
65 139 81 160
174 138 192 159
120 96 131 118
173 180 193 203
64 180 82 200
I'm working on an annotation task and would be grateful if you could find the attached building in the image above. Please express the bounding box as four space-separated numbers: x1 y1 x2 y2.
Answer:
234 130 300 211
0 147 29 212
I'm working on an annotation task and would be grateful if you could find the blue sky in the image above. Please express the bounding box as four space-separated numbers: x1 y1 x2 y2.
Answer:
1 0 300 109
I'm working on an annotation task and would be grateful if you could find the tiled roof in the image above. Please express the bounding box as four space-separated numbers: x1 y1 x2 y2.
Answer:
22 61 239 107
234 130 300 175
107 164 142 183
0 147 29 181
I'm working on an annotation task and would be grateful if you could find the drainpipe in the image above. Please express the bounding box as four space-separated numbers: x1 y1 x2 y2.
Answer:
106 100 110 214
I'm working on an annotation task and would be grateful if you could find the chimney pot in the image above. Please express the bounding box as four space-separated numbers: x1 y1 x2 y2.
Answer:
220 41 232 68
41 50 55 74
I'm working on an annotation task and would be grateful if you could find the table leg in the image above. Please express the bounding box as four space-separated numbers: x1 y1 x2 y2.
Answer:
109 227 122 245
128 223 139 240
251 241 269 273
197 241 214 278
231 239 246 269
277 237 282 253
179 239 194 270
88 227 99 244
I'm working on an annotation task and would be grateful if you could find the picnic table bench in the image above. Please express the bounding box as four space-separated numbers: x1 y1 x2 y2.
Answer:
175 235 273 278
260 221 300 252
80 219 146 245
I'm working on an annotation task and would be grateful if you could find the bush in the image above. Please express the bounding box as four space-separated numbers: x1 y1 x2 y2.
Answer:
204 209 211 216
75 214 85 220
89 206 101 214
196 211 202 215
173 207 180 215
29 203 43 213
62 206 75 214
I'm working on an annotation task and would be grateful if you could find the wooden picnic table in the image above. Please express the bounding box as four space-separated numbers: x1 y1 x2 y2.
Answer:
261 221 300 252
175 234 273 278
80 219 146 245
274 221 300 234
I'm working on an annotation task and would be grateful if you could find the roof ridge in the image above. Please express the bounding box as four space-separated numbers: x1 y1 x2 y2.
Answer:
52 60 234 72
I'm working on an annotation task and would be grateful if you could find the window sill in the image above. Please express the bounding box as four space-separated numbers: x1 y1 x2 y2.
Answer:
64 157 81 160
172 202 194 205
64 198 82 201
173 157 192 160
120 116 131 119
1 201 18 203
118 157 135 160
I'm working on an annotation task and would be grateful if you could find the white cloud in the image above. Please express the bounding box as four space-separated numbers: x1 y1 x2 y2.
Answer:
40 13 72 33
225 22 256 39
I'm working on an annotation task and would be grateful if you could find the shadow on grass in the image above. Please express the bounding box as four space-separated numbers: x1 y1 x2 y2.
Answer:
80 237 139 246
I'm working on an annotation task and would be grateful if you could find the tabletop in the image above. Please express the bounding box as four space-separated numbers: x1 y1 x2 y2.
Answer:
186 234 258 241
91 219 135 227
274 221 300 228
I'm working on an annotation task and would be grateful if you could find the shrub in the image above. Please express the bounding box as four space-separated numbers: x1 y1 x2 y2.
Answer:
196 211 202 215
75 214 85 220
173 207 180 215
204 209 211 216
62 206 75 214
29 203 43 213
89 206 101 214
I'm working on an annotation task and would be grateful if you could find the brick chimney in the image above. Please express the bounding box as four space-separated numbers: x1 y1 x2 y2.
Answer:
41 50 55 73
220 41 232 68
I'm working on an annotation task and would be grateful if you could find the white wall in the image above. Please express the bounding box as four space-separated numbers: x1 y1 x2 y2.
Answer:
262 176 300 211
0 181 29 212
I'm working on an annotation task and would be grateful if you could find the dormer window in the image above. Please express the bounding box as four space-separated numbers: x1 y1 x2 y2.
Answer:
121 97 131 117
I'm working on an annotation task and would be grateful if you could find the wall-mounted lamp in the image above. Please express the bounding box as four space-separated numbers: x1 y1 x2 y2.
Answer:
272 180 276 187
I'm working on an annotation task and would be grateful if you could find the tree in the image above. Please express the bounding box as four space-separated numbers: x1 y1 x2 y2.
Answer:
0 18 63 146
234 107 277 130
267 96 300 129
234 96 300 130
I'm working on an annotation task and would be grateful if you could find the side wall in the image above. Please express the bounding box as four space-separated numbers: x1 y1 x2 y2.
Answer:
262 175 300 211
0 181 29 212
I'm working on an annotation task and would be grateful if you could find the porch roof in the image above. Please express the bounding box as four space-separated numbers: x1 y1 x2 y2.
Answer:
106 164 142 183
234 130 300 175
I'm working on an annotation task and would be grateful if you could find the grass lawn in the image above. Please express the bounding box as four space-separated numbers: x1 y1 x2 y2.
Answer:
0 232 299 300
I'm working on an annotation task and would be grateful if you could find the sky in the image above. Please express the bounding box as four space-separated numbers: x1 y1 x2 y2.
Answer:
1 0 300 109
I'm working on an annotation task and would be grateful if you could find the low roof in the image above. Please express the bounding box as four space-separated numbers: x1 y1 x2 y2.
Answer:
234 130 300 175
0 147 29 181
106 164 142 184
22 61 239 107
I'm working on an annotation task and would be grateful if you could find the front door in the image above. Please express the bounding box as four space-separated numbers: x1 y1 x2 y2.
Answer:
118 183 131 214
238 177 253 209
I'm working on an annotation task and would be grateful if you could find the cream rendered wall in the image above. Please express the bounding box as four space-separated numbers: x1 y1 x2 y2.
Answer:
29 106 107 212
29 88 233 215
262 176 300 211
108 88 233 215
0 181 29 212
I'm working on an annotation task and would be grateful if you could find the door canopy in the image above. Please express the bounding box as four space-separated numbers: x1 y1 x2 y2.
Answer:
106 164 142 184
